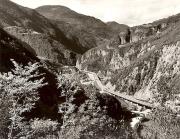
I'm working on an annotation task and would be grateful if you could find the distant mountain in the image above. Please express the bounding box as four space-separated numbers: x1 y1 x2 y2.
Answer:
36 5 120 53
36 5 114 37
0 0 56 35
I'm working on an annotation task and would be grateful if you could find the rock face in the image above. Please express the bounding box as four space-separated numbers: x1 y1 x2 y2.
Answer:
110 14 179 47
77 13 180 105
119 30 131 44
107 22 132 46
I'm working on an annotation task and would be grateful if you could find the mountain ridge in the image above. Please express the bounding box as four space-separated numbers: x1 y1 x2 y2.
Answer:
36 5 123 53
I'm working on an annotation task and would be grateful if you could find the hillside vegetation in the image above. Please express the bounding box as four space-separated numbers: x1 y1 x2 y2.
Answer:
1 0 180 138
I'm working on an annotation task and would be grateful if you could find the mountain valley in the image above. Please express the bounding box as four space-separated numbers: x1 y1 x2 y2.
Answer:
0 0 180 138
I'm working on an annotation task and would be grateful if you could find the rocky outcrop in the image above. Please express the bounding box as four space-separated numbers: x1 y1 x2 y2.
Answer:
110 14 178 46
119 29 131 44
130 24 161 43
77 38 140 73
109 28 131 47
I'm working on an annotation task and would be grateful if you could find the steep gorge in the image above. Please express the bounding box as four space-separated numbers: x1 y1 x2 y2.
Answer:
77 13 180 109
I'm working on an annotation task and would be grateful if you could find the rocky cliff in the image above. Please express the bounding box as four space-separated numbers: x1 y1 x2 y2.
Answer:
77 13 180 108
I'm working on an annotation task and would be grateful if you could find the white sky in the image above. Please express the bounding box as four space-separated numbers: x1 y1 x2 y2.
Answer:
11 0 180 26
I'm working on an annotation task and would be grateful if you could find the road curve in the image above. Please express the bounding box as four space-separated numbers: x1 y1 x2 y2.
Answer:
82 70 154 108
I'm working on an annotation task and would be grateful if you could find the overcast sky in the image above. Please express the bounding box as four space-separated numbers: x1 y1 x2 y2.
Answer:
11 0 180 26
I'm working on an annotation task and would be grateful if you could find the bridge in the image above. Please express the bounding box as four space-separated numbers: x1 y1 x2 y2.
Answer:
82 70 154 109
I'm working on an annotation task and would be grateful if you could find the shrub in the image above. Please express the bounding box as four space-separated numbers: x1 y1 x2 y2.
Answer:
29 118 59 138
0 98 10 138
156 76 172 105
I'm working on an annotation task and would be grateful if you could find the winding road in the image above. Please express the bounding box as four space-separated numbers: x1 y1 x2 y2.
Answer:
82 70 154 108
